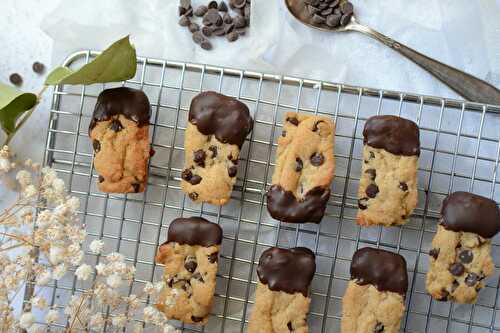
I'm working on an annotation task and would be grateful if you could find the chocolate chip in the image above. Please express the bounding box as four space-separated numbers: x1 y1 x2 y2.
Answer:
189 175 202 185
192 31 205 44
179 6 187 16
184 256 197 273
208 252 219 263
365 184 379 198
132 183 140 193
369 151 375 159
201 40 213 50
459 250 473 264
150 148 156 157
286 117 299 126
326 14 341 27
449 263 465 276
373 322 384 333
429 248 440 259
330 0 340 8
208 1 218 9
358 198 368 210
194 5 208 16
295 158 303 172
32 62 45 74
365 168 376 180
182 169 193 181
193 272 204 282
203 8 222 26
208 145 218 158
312 120 324 132
399 182 408 191
213 26 226 36
110 119 123 132
312 14 326 24
310 153 324 166
465 273 479 287
191 316 204 323
233 15 246 28
92 140 101 153
451 280 459 292
180 0 191 9
179 15 191 27
201 26 213 37
98 175 104 183
281 130 287 137
228 166 238 177
189 22 200 32
223 12 233 24
167 278 174 288
340 1 354 14
227 31 239 42
287 322 293 331
219 1 228 12
321 7 333 16
231 0 246 9
437 290 449 302
193 149 207 167
9 73 22 86
189 192 199 200
307 5 319 16
340 12 353 26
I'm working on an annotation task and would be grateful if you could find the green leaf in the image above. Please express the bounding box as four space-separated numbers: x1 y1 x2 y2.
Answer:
45 35 137 86
0 83 37 135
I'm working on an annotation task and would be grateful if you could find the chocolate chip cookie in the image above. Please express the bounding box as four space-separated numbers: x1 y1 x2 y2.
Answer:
266 113 335 223
341 247 408 333
248 247 316 333
181 91 253 205
426 192 500 303
357 115 420 226
155 217 223 325
89 87 151 193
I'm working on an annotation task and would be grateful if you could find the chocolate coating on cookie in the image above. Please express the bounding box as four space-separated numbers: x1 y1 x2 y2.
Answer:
167 217 223 247
89 87 151 133
363 115 420 156
351 247 408 296
189 91 253 148
257 247 316 296
266 185 330 224
441 191 500 239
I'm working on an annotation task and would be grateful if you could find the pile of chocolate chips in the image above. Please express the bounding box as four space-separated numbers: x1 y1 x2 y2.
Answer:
178 0 251 50
304 0 354 28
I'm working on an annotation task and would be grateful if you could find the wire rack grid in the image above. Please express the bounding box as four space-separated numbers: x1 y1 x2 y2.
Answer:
34 50 500 333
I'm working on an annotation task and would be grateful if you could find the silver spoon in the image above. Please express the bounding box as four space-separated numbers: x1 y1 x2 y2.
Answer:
284 0 500 105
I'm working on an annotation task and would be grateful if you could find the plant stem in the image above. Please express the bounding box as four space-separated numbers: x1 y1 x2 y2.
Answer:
3 85 48 146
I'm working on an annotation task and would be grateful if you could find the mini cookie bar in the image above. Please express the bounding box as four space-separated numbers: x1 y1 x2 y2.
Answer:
181 91 253 205
357 115 420 226
89 87 151 193
267 113 335 223
155 217 223 325
248 247 316 333
341 247 408 333
426 192 500 303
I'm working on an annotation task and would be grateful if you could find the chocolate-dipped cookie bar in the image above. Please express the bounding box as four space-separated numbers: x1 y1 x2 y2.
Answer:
155 217 223 325
357 115 420 226
426 192 500 303
267 113 335 223
89 87 151 193
181 91 253 205
248 247 316 333
341 247 408 333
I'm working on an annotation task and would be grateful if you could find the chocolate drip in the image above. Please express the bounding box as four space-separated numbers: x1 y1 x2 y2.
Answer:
266 185 330 224
89 87 151 134
363 115 420 156
167 217 223 247
441 191 500 239
350 247 408 296
189 91 253 148
257 247 316 296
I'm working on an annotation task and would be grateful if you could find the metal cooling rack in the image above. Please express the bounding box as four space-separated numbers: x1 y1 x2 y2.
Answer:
37 50 500 333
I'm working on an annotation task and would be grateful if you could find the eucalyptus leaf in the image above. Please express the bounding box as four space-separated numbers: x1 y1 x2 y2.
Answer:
0 83 37 135
45 36 137 86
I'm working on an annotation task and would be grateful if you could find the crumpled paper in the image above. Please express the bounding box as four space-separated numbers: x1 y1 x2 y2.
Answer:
41 0 500 99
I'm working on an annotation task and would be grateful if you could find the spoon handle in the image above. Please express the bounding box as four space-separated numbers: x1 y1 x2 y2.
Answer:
349 23 500 105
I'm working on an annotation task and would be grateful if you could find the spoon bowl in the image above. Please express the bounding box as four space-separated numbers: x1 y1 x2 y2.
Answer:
282 0 500 105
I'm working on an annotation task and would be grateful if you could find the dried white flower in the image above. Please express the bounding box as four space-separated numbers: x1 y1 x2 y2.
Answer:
75 264 93 281
49 246 65 265
52 178 65 193
132 323 144 333
107 252 125 263
143 306 165 325
143 281 155 295
45 309 59 324
52 263 67 280
19 312 35 329
22 184 37 198
95 263 107 276
106 273 123 288
127 294 140 309
36 270 52 286
89 313 105 330
16 170 32 188
111 314 127 328
31 296 48 309
89 239 105 254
